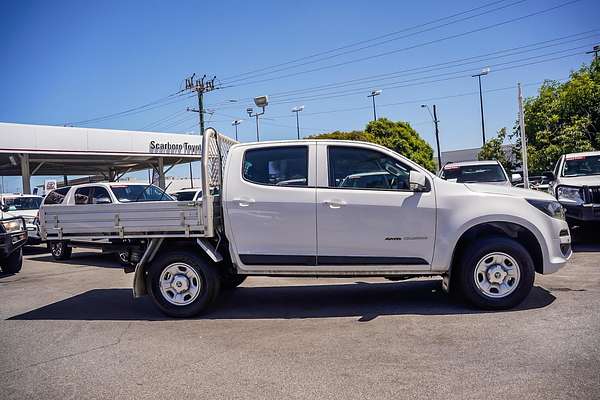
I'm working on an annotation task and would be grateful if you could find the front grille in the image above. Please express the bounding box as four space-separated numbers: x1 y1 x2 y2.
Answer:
586 186 600 204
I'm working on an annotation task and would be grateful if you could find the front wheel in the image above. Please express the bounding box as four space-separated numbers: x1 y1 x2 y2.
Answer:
454 236 535 310
147 251 220 318
1 249 23 274
49 241 72 260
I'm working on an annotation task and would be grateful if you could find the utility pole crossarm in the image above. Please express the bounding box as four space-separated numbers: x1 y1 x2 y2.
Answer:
184 74 218 135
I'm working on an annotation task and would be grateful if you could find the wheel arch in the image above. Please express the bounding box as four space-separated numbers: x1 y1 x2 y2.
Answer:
449 220 544 276
133 238 229 297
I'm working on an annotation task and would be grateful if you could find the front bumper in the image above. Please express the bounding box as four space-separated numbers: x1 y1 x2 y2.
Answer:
561 203 600 222
25 223 42 244
0 230 27 257
540 218 572 275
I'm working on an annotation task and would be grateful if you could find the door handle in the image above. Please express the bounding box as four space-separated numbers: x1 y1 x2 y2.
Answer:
322 199 346 209
233 197 255 207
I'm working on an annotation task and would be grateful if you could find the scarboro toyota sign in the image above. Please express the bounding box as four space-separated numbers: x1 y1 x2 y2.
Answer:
149 140 201 155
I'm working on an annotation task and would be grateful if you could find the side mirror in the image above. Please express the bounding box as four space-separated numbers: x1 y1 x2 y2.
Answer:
409 170 427 192
0 204 8 212
511 173 522 183
94 197 112 204
543 171 555 181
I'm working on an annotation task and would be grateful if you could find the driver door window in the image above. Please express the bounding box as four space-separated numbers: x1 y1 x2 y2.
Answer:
328 146 410 190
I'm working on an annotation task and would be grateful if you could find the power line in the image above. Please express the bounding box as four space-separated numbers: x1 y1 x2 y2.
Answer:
222 0 525 82
210 30 598 108
222 0 529 85
63 91 191 126
139 109 189 131
265 32 598 100
207 47 588 114
222 0 583 88
273 46 589 104
252 79 566 122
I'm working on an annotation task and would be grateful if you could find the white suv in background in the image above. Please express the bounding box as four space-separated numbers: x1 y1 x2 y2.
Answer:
0 194 43 245
549 151 600 226
439 160 520 187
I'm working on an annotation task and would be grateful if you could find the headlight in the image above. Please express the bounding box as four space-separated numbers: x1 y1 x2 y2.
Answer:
526 199 566 220
1 218 24 233
556 185 583 205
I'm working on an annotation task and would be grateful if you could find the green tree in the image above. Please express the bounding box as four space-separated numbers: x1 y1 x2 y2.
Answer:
515 59 600 172
478 127 513 171
309 118 436 171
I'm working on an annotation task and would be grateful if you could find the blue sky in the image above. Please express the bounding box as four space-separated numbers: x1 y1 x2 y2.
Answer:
1 0 598 192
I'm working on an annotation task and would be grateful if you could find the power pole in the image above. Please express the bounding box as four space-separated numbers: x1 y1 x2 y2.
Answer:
586 45 599 61
432 105 442 170
421 104 442 170
185 74 218 135
184 74 218 187
518 82 529 189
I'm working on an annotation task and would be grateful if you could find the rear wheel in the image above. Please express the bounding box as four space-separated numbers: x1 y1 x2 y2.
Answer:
454 236 535 310
1 249 23 274
49 241 72 260
147 251 220 318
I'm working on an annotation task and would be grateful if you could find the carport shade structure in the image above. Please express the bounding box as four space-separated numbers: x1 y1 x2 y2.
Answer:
0 122 204 193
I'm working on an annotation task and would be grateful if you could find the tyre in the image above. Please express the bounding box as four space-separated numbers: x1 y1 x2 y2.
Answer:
1 249 23 274
147 250 220 318
49 241 72 260
220 273 247 290
454 236 535 310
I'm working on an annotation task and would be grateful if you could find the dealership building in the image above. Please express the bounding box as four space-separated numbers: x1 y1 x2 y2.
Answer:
0 122 203 194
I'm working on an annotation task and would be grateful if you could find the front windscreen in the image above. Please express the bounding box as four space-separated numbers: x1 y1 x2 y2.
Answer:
441 164 507 183
111 185 173 202
3 197 42 210
562 155 600 177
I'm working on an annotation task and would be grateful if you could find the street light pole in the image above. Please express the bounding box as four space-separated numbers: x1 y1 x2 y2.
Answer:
232 120 242 141
367 90 382 121
421 104 442 170
292 105 304 139
247 96 269 142
472 68 490 146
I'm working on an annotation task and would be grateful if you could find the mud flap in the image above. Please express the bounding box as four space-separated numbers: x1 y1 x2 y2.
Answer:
132 238 164 298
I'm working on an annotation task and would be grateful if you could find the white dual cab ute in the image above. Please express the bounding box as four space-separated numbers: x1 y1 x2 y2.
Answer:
39 129 572 317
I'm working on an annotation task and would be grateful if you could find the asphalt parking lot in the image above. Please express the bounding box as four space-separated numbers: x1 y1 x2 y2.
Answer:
1 230 599 400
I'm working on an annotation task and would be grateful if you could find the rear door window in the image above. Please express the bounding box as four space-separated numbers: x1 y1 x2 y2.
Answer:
243 146 309 187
